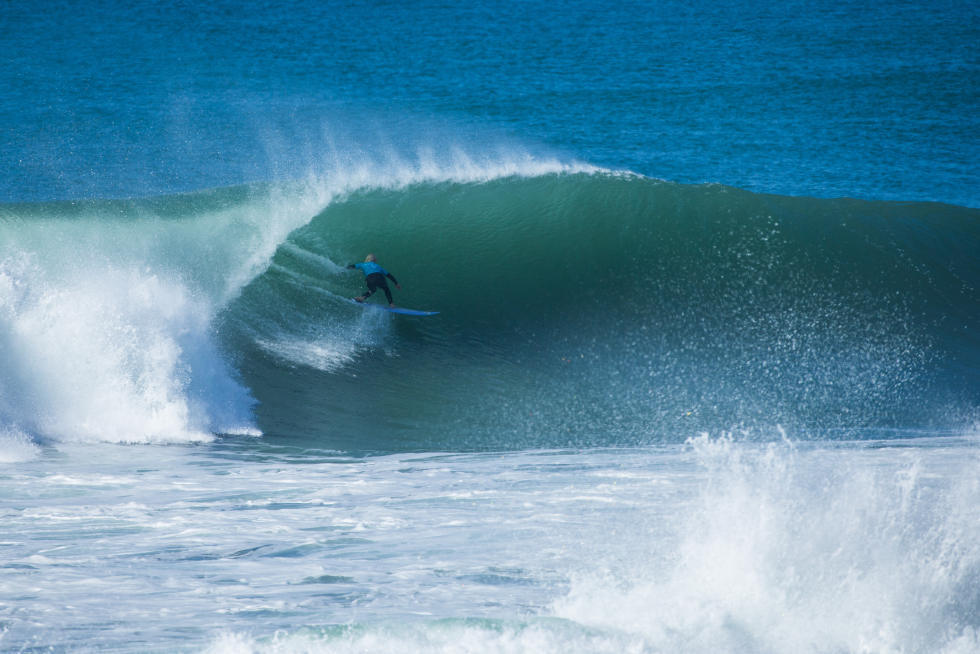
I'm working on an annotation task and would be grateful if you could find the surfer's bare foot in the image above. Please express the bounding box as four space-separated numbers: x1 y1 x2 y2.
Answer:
389 303 395 308
354 296 365 302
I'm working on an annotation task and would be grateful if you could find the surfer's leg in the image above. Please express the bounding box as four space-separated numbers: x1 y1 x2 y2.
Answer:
363 274 382 299
366 273 392 304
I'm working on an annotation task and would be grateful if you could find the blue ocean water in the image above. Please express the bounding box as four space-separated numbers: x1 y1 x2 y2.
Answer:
1 1 979 652
3 0 978 205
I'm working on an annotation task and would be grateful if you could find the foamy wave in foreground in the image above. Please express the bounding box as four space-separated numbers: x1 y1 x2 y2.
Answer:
552 434 980 654
198 436 980 654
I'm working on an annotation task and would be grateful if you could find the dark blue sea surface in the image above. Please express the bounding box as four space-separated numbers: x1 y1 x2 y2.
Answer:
1 1 978 652
3 0 977 205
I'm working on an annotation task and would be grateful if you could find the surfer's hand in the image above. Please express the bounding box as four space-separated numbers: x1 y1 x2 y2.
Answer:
396 284 402 289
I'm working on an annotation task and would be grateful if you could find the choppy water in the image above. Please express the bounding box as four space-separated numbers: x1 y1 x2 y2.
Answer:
4 437 979 653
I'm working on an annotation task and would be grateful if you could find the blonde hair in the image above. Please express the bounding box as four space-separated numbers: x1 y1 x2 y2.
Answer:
365 253 376 262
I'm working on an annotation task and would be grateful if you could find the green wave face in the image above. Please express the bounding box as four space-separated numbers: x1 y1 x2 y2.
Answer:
1 171 976 450
224 173 979 451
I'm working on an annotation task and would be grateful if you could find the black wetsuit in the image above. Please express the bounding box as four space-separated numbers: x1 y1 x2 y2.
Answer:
348 262 399 304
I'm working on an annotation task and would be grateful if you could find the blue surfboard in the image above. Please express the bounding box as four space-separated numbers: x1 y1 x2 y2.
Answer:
350 299 439 316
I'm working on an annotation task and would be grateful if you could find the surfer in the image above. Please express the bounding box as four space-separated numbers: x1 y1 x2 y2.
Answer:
347 254 401 307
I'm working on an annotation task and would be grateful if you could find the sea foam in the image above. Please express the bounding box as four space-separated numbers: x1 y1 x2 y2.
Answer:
551 434 980 654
